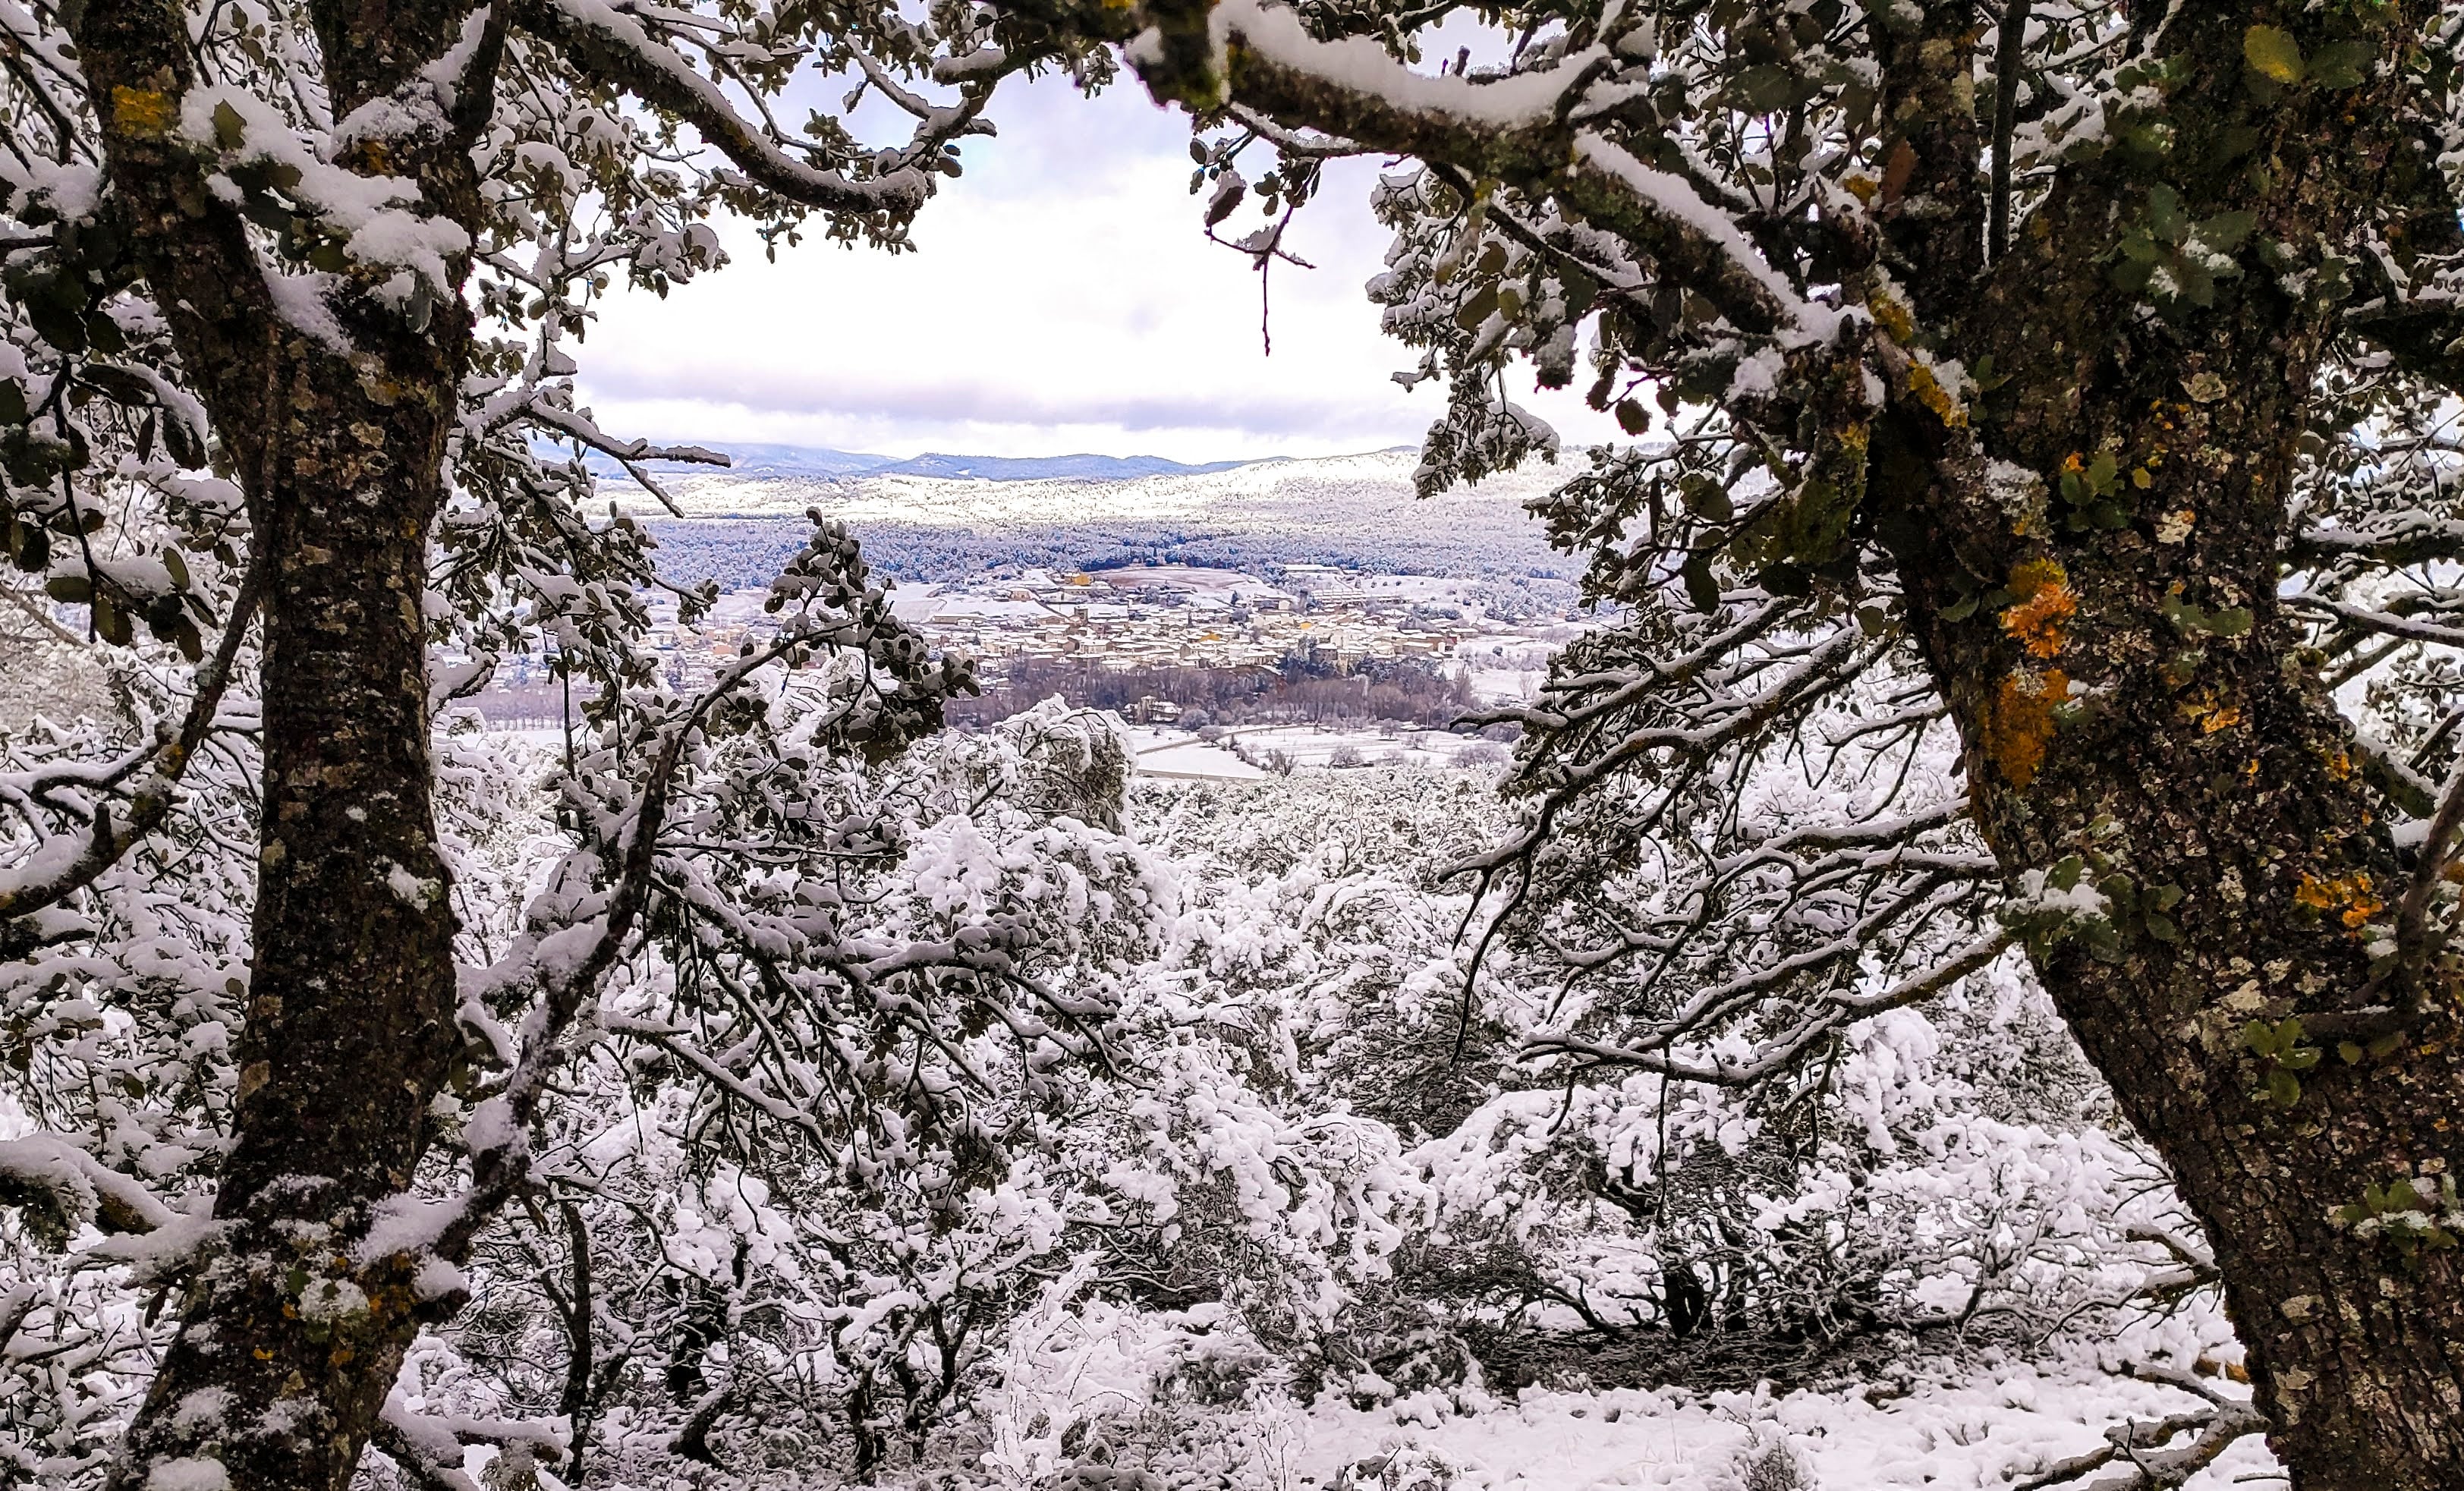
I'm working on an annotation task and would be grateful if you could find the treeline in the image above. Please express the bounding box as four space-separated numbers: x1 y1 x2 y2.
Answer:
948 653 1484 730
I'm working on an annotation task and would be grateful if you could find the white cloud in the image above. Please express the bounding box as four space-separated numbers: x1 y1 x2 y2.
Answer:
573 74 1616 463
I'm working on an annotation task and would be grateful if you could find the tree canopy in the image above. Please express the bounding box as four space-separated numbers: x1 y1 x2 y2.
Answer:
995 0 2464 1483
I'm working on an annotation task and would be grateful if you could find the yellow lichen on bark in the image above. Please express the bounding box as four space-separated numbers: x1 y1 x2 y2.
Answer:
1909 361 1968 428
1987 668 2069 787
111 87 176 137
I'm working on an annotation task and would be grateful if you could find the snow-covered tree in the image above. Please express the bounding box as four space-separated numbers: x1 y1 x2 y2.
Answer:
0 0 1122 1484
1018 0 2464 1483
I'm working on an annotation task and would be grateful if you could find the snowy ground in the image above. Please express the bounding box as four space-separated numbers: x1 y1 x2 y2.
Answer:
1123 728 1268 781
1119 725 1508 779
1282 1367 2278 1489
1216 722 1512 772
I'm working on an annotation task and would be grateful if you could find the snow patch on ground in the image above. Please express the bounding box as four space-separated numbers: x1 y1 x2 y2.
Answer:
1287 1368 2277 1489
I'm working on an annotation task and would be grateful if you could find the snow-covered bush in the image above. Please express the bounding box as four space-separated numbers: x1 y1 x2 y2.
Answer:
0 662 2236 1491
1124 766 2221 1410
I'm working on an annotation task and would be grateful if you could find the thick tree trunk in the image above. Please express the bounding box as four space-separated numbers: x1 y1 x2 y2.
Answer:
1868 11 2464 1480
65 0 497 1480
1892 423 2464 1484
103 336 466 1490
1896 436 2464 1485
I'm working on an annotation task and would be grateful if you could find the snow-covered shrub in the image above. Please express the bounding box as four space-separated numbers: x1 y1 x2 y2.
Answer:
1723 1433 1813 1491
1126 765 2211 1407
1334 1442 1460 1491
0 674 2232 1489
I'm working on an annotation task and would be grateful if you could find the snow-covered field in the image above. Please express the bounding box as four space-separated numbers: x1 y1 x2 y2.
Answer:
1119 724 1510 778
1282 1368 2277 1489
1123 728 1269 781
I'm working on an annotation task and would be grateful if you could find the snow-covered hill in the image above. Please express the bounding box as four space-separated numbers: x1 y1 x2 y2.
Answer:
588 442 1255 484
617 447 1550 526
615 448 1579 586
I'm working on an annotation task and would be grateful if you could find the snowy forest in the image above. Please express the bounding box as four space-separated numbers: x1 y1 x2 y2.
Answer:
7 0 2464 1487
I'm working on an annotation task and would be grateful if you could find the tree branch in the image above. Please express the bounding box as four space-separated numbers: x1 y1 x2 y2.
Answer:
0 549 267 922
509 0 946 215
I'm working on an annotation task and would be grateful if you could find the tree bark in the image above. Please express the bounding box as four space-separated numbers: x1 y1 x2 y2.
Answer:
1869 9 2464 1483
68 0 490 1483
102 338 467 1491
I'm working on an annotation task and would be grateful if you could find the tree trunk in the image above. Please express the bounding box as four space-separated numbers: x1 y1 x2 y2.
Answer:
103 332 466 1490
65 0 496 1477
1868 12 2464 1480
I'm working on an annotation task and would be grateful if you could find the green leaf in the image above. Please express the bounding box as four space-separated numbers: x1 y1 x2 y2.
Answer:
1452 285 1497 333
1681 552 1720 613
212 99 247 150
2110 256 2157 295
1731 64 1798 114
2243 25 2305 85
92 594 130 646
2198 210 2258 254
2145 913 2179 943
2087 451 2118 495
163 414 206 470
2148 184 2188 245
2213 124 2264 164
44 573 90 606
2266 1068 2302 1107
2176 260 2218 308
21 271 90 354
2307 39 2373 90
1680 474 1732 522
2205 607 2254 637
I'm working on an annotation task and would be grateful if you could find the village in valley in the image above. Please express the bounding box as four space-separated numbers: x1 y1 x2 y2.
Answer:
468 452 1589 775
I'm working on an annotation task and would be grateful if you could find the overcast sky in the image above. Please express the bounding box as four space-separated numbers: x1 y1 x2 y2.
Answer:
575 71 1617 464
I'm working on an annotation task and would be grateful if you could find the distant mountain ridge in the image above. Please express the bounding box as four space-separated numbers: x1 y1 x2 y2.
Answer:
584 442 1256 484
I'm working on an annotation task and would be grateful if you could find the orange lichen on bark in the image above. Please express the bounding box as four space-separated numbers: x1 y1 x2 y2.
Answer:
2000 558 2077 659
2295 870 2382 930
1987 668 2069 787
